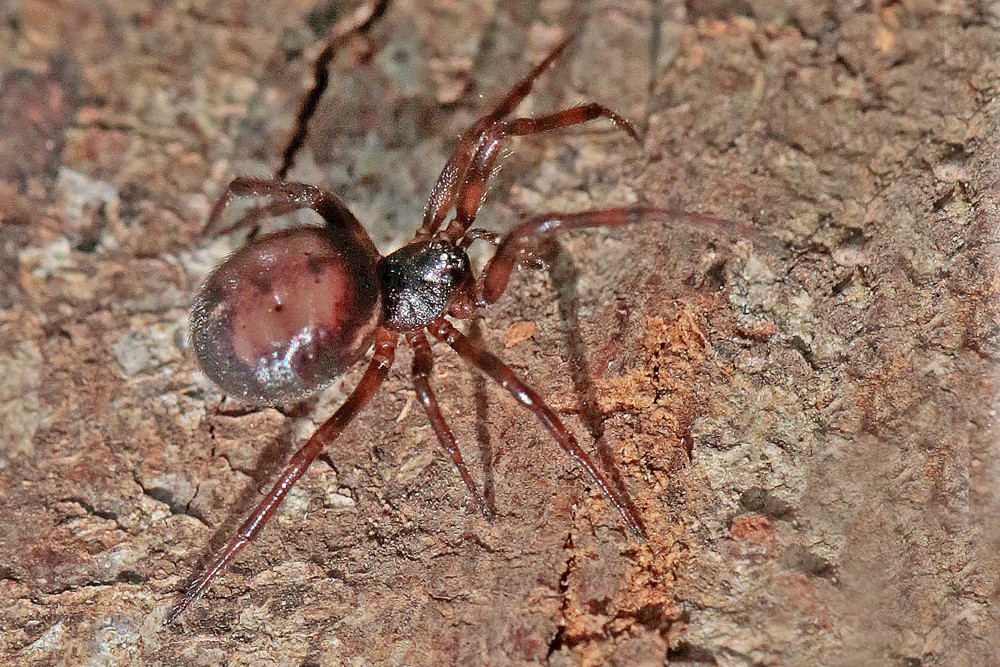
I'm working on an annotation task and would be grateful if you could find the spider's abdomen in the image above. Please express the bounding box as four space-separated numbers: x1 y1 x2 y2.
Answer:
190 227 380 404
378 240 472 331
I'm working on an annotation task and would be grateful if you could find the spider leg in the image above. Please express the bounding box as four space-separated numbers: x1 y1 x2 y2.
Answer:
276 0 392 179
441 104 639 242
458 228 502 250
407 331 493 520
204 177 375 251
208 200 303 238
428 318 646 540
479 207 744 304
417 37 574 239
165 330 397 625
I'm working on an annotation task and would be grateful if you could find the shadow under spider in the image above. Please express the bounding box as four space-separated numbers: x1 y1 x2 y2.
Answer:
188 399 313 588
541 236 636 510
466 236 637 526
469 319 496 516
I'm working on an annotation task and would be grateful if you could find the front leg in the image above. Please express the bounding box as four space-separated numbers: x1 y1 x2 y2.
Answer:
479 207 744 304
441 104 640 242
417 37 574 239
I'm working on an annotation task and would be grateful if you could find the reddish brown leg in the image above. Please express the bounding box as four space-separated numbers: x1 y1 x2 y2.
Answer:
458 228 502 250
208 199 302 238
407 331 493 520
428 318 646 540
165 330 397 624
480 207 745 303
417 37 573 239
276 0 392 179
204 177 375 251
441 105 640 242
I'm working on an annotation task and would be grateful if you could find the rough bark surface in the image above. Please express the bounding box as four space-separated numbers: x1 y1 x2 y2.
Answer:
1 1 997 665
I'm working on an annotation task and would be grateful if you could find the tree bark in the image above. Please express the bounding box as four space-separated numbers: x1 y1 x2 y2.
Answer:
1 1 997 665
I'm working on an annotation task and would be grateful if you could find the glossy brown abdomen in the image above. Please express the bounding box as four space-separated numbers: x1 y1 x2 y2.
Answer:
190 226 380 405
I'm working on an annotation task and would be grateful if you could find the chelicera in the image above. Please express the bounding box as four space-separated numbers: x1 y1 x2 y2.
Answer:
167 2 737 624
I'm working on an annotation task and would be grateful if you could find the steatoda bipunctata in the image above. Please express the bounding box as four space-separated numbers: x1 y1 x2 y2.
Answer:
166 1 741 624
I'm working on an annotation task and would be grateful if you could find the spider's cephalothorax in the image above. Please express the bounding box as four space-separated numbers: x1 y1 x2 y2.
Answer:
169 6 740 624
378 239 473 331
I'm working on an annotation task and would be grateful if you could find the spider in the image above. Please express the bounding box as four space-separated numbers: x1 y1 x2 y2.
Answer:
166 1 738 624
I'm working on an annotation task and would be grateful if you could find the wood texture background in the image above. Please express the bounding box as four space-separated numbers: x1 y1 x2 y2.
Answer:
1 0 997 664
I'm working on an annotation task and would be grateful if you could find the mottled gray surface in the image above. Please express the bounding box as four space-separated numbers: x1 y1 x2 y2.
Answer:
1 1 997 665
